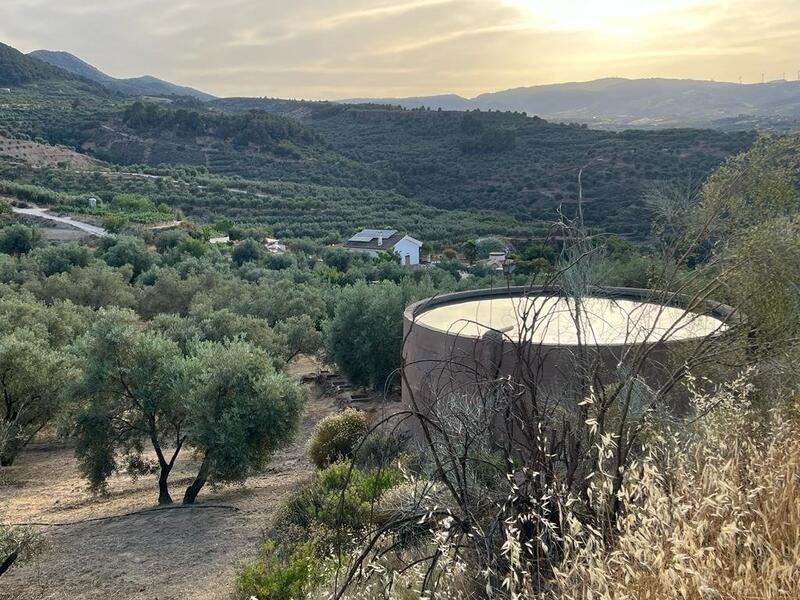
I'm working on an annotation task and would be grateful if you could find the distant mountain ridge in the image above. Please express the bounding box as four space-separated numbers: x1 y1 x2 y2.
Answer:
0 42 72 85
29 49 215 101
344 77 800 130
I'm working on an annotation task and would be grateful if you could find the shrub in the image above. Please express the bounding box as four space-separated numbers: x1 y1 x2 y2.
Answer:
235 540 326 600
102 213 128 233
282 462 403 531
308 408 368 469
353 430 409 470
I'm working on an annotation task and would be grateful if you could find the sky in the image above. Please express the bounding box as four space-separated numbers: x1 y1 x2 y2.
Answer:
1 0 798 99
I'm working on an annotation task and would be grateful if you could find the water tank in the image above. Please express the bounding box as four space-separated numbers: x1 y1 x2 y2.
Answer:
402 287 738 409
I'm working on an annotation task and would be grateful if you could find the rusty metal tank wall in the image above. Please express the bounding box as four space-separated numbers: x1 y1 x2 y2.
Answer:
401 287 739 411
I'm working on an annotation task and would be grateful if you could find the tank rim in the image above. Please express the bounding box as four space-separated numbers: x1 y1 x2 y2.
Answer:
404 286 742 347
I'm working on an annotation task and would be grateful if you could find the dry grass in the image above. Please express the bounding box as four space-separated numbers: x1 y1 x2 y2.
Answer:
548 380 800 600
340 375 800 600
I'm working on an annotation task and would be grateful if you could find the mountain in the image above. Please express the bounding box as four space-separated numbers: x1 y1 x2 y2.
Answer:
343 93 475 111
29 49 215 101
342 78 800 130
0 42 73 85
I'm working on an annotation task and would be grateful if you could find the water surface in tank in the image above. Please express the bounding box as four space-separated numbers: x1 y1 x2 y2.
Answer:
414 296 727 345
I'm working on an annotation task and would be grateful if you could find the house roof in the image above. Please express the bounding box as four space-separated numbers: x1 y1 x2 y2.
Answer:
348 229 397 243
345 231 405 251
345 229 422 251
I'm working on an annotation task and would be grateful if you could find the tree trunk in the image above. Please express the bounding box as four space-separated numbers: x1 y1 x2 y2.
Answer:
0 548 19 578
0 452 15 467
183 453 210 505
158 465 173 505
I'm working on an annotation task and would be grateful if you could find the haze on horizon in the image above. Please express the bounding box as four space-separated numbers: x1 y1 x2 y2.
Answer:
1 0 798 100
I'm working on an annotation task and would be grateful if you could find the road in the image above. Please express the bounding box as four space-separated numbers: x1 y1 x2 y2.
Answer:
11 206 108 237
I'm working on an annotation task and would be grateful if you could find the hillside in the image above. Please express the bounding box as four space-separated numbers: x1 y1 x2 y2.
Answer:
343 77 800 131
212 99 755 237
0 41 73 85
0 41 757 239
29 49 215 100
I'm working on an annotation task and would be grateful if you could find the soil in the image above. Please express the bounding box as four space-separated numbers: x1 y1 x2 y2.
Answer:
0 358 338 600
0 136 99 169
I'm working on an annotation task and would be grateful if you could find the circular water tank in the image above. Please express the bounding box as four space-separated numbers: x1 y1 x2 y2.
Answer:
402 287 738 408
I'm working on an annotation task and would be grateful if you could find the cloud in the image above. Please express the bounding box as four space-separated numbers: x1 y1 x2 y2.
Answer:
0 0 796 98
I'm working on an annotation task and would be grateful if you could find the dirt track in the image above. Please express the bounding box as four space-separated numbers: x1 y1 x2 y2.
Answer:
0 361 336 600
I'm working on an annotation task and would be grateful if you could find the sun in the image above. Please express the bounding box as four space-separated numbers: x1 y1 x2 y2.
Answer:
504 0 706 32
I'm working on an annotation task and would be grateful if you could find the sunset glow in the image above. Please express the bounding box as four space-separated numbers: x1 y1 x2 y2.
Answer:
0 0 796 98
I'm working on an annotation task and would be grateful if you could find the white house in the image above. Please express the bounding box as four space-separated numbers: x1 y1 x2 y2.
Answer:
344 229 422 265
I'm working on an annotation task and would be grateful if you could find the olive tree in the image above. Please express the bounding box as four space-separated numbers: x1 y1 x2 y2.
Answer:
326 281 406 390
0 224 41 257
275 314 324 362
74 309 188 504
0 328 76 465
181 340 305 504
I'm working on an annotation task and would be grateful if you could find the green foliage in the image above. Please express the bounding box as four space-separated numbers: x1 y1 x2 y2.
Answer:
475 237 505 259
0 520 47 574
0 328 77 465
122 101 318 150
29 242 90 276
235 540 327 600
101 213 128 233
231 238 264 266
99 235 156 278
462 239 477 263
0 41 70 85
181 340 306 502
698 132 800 346
326 281 406 389
282 462 403 530
111 193 156 213
308 408 369 469
0 224 41 256
0 287 90 348
274 314 324 361
27 263 137 309
73 308 187 501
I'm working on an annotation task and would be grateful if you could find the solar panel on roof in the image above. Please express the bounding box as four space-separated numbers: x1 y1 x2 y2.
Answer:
349 229 397 242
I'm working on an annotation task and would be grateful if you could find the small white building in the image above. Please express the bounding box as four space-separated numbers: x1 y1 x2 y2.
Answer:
264 238 287 254
487 252 507 269
344 229 422 265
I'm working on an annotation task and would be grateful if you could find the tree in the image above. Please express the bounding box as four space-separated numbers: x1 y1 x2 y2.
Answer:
0 224 41 256
100 235 156 278
462 240 477 264
27 263 137 309
74 309 188 504
475 237 504 259
326 281 405 389
181 340 305 504
0 329 76 465
30 242 90 276
275 314 323 362
232 238 265 266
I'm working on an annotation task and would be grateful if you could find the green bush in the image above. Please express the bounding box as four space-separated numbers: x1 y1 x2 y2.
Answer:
354 431 409 470
102 213 128 233
235 540 327 600
308 408 368 468
283 462 403 531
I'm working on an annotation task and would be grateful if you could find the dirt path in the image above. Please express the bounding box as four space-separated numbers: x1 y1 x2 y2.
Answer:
11 206 108 237
0 361 336 600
